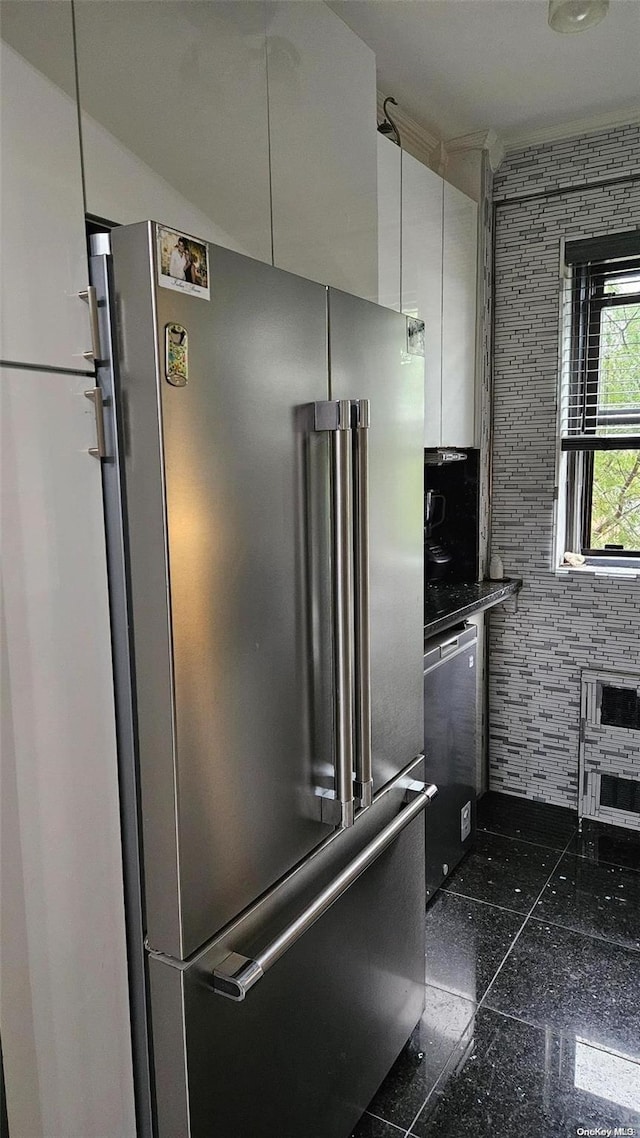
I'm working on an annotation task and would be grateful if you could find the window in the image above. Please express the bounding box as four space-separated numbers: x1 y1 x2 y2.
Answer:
558 231 640 566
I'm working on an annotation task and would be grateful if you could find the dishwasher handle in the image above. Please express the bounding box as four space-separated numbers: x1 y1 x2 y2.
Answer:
210 781 438 1002
424 622 477 668
439 633 461 656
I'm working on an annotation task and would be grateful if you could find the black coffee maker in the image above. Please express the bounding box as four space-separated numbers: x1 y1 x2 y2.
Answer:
424 490 452 581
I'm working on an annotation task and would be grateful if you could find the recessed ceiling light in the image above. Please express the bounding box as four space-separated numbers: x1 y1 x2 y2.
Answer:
548 0 610 33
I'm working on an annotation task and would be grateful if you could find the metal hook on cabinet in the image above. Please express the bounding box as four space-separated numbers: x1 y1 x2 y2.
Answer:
377 96 401 148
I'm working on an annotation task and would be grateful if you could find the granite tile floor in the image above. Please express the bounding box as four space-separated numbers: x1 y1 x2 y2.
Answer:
352 792 640 1138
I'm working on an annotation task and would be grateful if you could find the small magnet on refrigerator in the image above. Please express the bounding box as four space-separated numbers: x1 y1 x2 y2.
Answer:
165 323 188 386
406 317 425 357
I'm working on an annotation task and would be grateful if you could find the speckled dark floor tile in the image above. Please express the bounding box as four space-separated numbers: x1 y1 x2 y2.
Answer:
484 919 640 1057
477 791 576 850
534 852 640 951
357 800 639 1138
569 819 640 873
363 984 475 1131
441 830 560 912
409 1008 640 1138
425 891 524 1002
350 1113 405 1138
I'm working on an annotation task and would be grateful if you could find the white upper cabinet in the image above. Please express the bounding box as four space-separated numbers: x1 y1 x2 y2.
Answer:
377 136 401 312
377 144 478 449
74 2 273 263
0 3 90 370
73 2 379 294
441 182 478 447
401 151 444 448
267 2 378 300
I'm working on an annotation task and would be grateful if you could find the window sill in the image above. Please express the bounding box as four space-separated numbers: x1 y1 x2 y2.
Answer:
556 562 640 580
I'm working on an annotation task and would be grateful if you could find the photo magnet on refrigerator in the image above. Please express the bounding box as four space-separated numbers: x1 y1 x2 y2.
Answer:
156 223 210 300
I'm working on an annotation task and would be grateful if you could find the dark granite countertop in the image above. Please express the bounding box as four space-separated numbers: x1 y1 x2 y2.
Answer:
424 578 522 640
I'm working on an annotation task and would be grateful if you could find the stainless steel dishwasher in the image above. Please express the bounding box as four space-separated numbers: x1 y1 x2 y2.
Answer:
423 622 477 898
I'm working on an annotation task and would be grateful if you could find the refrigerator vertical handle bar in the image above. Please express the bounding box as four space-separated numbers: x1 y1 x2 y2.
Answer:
311 400 355 830
352 399 373 810
332 402 356 829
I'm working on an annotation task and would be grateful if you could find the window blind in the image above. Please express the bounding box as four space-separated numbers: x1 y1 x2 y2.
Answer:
564 230 640 266
560 251 640 450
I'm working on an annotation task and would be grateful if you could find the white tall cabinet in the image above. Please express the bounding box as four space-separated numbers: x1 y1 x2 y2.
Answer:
1 7 136 1138
377 136 478 449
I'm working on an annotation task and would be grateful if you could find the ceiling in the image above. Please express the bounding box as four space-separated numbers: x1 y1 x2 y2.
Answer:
329 0 640 146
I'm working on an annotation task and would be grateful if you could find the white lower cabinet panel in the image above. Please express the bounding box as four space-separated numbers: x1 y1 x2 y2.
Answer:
1 367 135 1138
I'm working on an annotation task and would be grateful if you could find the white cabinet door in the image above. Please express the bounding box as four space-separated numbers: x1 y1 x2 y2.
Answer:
377 135 401 311
1 367 135 1138
267 1 378 300
0 5 90 370
74 1 272 263
401 152 443 448
442 182 478 447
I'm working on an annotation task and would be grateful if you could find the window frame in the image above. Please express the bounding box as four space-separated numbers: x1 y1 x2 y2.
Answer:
558 235 640 566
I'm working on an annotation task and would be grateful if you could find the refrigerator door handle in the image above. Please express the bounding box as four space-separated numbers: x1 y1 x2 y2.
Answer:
210 781 438 1002
78 285 103 362
352 399 373 810
312 400 356 830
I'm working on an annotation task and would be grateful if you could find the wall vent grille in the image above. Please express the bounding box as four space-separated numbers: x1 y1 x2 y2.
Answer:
601 685 640 731
579 668 640 832
600 774 640 815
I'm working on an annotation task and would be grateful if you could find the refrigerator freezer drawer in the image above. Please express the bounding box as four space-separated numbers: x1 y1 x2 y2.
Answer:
148 769 428 1138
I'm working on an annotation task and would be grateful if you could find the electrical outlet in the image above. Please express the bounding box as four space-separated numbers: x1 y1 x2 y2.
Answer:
461 801 471 842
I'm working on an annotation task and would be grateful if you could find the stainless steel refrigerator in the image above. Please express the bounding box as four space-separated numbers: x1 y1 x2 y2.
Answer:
89 222 433 1138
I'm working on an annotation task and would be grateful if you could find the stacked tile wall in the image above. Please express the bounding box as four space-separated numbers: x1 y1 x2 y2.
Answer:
488 123 640 808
